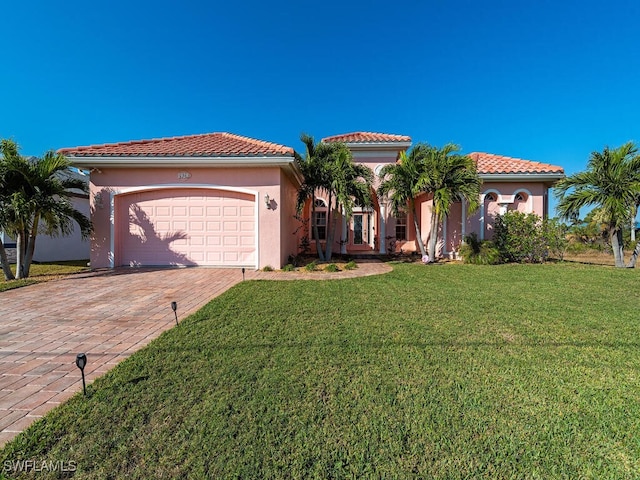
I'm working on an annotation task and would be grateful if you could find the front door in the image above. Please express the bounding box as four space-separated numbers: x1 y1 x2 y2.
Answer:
352 213 372 247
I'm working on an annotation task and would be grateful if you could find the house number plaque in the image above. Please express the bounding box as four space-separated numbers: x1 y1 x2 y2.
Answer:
177 171 191 180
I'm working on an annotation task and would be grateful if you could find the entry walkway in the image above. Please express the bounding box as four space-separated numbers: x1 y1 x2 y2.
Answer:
0 261 391 446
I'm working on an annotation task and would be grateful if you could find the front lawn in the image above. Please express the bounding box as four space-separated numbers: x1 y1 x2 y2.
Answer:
2 263 640 478
0 260 89 292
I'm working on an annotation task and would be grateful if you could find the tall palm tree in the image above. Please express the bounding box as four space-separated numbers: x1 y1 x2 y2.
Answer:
0 142 17 280
296 134 332 261
555 142 640 268
296 134 373 261
377 144 431 257
420 144 481 262
0 139 92 278
326 145 373 259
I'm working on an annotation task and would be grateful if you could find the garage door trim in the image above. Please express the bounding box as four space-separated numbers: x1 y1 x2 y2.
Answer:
109 184 259 268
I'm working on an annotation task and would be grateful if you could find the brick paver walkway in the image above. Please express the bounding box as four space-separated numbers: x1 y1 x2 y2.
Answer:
0 261 391 446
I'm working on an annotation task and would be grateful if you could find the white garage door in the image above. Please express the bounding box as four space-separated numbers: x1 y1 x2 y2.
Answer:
116 188 256 267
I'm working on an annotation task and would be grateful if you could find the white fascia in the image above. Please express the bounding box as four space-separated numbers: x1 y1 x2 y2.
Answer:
342 142 412 151
479 173 565 182
67 155 296 168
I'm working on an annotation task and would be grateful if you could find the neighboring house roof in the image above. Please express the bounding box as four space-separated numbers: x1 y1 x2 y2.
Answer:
469 152 564 179
322 132 412 144
58 132 294 157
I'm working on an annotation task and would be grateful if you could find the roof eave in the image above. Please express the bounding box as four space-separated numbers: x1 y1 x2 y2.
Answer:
66 155 296 168
336 141 412 151
479 172 565 182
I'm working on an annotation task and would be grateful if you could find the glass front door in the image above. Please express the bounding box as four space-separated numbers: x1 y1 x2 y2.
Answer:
354 214 363 244
353 213 372 246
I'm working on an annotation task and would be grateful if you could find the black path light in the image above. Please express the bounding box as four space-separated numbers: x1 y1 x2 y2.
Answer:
171 301 178 326
75 353 87 396
242 267 245 281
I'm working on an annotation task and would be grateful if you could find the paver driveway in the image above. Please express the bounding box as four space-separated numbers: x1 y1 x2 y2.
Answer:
0 267 244 447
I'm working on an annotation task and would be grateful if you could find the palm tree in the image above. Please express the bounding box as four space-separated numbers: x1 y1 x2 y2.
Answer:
377 144 431 257
0 139 92 278
555 142 640 268
296 134 373 262
296 134 332 261
327 146 373 259
419 144 481 262
0 143 17 280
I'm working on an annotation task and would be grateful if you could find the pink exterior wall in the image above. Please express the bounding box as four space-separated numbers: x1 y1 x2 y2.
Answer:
90 166 296 269
408 181 551 256
279 170 301 267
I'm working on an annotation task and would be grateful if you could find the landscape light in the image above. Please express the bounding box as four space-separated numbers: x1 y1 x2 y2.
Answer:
171 301 178 326
75 353 87 396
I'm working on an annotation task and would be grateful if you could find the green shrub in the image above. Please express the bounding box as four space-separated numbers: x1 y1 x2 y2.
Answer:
494 212 547 263
544 218 570 261
262 265 274 272
344 260 358 270
287 254 304 267
282 264 295 272
304 261 318 272
325 263 340 272
459 233 501 265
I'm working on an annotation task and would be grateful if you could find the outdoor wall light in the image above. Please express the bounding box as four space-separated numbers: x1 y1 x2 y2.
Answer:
171 301 178 326
75 353 87 396
242 267 245 281
264 193 271 209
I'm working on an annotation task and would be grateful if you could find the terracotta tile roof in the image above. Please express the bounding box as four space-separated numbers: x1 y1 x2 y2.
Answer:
322 132 412 143
58 132 294 157
468 152 564 175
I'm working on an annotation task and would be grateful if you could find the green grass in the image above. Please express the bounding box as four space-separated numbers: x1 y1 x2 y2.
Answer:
0 260 89 292
3 263 640 478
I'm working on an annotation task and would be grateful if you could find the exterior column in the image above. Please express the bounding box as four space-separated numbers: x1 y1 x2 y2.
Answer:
442 216 448 256
461 200 467 239
340 207 347 255
479 194 486 241
379 203 387 254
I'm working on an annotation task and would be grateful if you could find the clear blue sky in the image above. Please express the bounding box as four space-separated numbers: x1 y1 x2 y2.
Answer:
2 1 639 215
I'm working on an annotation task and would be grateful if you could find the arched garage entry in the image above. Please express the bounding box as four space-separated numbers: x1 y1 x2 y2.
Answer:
114 187 257 267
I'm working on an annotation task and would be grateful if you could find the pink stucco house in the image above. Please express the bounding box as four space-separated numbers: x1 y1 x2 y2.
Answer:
59 131 564 269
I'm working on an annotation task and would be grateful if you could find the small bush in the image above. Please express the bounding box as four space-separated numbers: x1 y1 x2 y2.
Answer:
262 265 274 272
282 264 295 272
325 263 340 272
344 260 358 270
304 261 318 272
287 254 304 267
459 233 501 265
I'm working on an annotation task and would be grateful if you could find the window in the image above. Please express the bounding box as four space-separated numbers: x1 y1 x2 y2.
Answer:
312 211 326 240
515 192 525 201
395 212 407 241
485 192 497 202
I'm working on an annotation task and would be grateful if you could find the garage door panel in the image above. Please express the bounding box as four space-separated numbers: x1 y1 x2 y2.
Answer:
118 188 255 267
189 221 204 231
